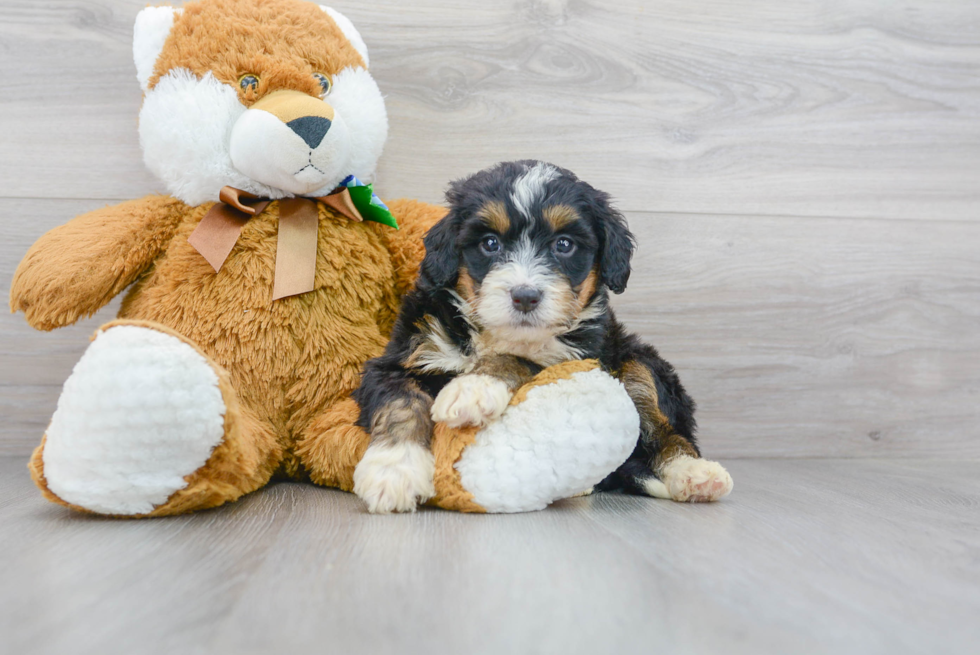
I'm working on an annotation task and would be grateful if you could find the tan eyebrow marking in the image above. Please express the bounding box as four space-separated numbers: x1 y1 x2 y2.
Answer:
543 204 580 230
478 201 510 234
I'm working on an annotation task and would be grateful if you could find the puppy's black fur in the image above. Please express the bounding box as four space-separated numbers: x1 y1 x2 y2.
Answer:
354 160 702 495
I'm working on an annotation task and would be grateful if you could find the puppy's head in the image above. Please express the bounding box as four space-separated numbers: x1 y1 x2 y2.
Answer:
420 160 635 333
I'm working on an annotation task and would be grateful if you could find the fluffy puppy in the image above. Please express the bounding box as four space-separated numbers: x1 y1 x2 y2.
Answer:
352 160 732 513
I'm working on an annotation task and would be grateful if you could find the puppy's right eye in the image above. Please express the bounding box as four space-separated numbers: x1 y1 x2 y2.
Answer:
480 235 501 255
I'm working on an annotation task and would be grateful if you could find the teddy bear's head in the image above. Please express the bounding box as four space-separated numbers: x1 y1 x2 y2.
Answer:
134 0 387 206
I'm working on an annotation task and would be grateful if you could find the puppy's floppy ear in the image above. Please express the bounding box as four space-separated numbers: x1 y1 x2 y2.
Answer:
417 212 460 293
588 189 635 294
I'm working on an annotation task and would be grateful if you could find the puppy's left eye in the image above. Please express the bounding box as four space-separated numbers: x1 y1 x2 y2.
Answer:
480 235 501 255
313 73 332 97
554 237 576 255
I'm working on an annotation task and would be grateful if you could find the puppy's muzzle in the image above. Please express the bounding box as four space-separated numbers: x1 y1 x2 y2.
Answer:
511 285 542 313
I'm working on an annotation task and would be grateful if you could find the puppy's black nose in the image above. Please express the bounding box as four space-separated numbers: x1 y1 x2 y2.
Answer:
286 116 332 149
511 286 542 313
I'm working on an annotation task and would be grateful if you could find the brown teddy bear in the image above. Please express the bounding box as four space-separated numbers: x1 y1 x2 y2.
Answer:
10 0 640 516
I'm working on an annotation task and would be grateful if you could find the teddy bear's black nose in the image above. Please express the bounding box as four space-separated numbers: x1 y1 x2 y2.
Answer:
286 116 332 149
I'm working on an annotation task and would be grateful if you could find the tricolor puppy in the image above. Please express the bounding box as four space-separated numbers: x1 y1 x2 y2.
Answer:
353 161 733 513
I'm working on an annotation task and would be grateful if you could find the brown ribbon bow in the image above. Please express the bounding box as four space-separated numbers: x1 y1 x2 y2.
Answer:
187 186 364 301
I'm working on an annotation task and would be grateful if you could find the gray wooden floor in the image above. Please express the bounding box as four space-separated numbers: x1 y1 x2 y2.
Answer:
1 456 977 655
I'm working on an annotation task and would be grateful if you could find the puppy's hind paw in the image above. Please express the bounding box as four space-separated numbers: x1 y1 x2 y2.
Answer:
353 441 436 514
661 456 733 503
431 374 512 428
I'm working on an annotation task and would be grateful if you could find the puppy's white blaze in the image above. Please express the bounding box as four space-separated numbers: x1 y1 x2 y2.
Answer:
660 455 734 502
462 233 607 366
477 237 564 330
138 66 387 205
431 374 512 427
353 441 436 513
510 162 559 219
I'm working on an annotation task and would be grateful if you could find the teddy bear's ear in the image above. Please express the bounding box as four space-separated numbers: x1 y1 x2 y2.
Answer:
320 6 370 68
133 6 183 92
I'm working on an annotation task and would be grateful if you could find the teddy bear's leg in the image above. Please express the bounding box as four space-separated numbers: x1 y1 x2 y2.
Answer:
28 320 281 517
295 397 436 514
294 397 370 494
432 361 641 513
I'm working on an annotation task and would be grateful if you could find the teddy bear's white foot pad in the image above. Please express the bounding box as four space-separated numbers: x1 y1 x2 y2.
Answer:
653 456 733 502
457 368 639 513
42 325 227 515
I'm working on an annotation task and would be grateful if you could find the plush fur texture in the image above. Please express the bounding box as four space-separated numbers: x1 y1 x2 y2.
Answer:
139 0 386 204
456 363 639 513
356 160 733 507
12 0 448 516
428 424 483 512
42 324 227 515
134 6 182 92
10 196 187 330
29 319 282 518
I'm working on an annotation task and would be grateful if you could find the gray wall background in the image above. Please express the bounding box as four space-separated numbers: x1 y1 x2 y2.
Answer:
2 0 977 458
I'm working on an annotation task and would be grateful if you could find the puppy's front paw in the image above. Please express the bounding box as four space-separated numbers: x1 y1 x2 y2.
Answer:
661 456 733 502
353 441 436 514
431 374 512 427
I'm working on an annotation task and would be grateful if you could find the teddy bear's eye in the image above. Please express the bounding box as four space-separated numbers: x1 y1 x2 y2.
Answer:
238 74 259 92
313 73 331 96
313 73 332 97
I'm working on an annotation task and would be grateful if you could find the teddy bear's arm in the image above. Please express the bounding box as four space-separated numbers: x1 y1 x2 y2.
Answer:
10 195 187 331
376 199 448 299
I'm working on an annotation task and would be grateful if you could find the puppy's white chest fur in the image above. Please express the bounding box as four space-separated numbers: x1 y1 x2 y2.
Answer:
408 319 582 374
471 328 582 368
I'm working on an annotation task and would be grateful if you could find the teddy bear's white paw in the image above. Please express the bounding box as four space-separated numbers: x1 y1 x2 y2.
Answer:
42 324 227 515
353 441 436 513
431 374 512 427
657 456 733 502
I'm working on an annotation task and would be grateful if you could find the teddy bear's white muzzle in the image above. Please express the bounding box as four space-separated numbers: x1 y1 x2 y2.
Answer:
229 100 352 196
